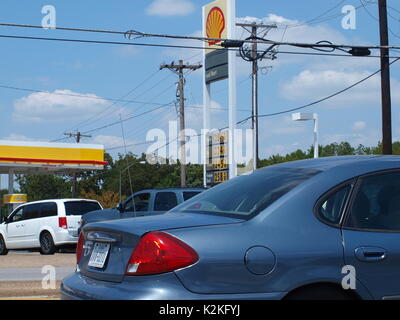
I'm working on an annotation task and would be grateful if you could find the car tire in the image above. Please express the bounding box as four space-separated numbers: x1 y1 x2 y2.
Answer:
39 232 56 255
0 235 8 255
284 285 356 300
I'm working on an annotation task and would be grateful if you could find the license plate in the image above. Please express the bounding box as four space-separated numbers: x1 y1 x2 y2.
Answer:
88 243 110 269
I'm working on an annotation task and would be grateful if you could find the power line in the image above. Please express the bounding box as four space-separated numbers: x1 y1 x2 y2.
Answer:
82 101 175 135
110 56 400 153
359 0 400 40
1 32 400 54
251 56 400 119
62 69 162 133
51 101 174 141
269 0 376 29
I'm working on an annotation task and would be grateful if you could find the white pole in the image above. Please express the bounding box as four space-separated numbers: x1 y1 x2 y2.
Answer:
202 5 210 187
227 0 237 179
313 113 319 158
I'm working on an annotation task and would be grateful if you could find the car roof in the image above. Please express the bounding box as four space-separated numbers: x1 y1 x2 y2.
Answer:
19 198 101 206
270 155 400 173
135 187 206 193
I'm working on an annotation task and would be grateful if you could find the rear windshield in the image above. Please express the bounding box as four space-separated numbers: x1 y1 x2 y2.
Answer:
174 167 320 219
64 201 102 216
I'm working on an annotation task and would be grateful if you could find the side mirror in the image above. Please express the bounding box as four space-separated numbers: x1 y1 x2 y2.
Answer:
116 203 123 213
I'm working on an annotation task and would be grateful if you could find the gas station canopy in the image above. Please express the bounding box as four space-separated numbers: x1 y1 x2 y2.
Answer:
0 140 107 174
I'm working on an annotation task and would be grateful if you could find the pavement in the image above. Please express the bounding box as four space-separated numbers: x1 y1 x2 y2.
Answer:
0 251 75 299
0 266 75 281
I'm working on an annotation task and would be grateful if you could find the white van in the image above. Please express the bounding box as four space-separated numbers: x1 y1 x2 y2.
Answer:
0 199 102 255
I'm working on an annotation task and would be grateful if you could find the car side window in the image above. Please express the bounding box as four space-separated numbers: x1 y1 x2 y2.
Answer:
133 193 151 212
154 192 178 211
345 171 400 231
9 206 25 223
40 202 58 218
318 185 351 225
23 204 41 220
123 197 135 212
124 193 151 212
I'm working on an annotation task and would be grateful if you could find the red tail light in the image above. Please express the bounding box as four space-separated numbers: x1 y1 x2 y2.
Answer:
126 232 199 275
58 217 68 229
76 233 84 265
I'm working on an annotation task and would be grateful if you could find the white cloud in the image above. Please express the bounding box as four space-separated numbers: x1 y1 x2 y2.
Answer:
146 0 195 16
280 69 400 107
2 134 37 141
353 121 367 131
237 14 349 45
12 89 109 123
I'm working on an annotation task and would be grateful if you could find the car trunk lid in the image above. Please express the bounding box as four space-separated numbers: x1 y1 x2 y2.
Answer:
79 212 243 283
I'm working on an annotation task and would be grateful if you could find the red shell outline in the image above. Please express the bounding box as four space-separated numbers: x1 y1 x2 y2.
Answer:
206 6 225 46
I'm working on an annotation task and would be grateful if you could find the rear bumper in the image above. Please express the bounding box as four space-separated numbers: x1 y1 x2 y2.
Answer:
55 229 78 246
61 272 286 300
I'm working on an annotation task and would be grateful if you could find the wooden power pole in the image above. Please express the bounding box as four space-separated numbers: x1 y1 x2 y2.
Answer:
64 131 92 197
378 0 393 154
236 23 276 170
160 60 202 187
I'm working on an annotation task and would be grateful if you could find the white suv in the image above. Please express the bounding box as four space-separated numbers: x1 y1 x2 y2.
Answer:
0 199 102 255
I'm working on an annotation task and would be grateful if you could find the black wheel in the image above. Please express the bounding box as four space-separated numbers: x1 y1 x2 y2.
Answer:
40 232 56 255
0 235 8 255
284 285 356 300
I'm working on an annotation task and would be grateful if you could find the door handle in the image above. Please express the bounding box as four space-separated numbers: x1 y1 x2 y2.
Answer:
355 247 387 262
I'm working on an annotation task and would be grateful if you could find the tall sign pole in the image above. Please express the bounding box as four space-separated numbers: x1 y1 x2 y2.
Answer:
227 0 237 179
203 0 236 187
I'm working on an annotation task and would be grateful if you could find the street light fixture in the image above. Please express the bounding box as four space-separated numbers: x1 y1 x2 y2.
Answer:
292 113 319 159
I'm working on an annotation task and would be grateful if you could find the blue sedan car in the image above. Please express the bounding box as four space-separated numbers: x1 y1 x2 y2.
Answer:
62 156 400 300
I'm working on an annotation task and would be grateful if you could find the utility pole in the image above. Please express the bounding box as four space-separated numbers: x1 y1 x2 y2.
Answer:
378 0 392 154
236 23 277 170
160 60 202 187
64 132 92 197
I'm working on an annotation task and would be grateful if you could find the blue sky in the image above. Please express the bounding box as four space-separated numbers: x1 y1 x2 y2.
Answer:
0 0 399 169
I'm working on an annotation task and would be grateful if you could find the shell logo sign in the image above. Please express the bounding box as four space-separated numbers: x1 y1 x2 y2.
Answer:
206 7 225 46
204 0 228 52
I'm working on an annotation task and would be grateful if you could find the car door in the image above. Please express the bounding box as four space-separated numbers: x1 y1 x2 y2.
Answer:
5 206 28 248
22 203 41 246
342 170 400 300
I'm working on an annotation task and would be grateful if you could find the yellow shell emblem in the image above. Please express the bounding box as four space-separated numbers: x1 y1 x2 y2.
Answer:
206 7 225 46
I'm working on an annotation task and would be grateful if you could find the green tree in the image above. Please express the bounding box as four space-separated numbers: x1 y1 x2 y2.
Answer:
16 174 71 201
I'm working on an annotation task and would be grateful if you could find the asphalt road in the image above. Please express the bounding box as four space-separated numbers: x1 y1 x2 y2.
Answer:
0 251 75 298
0 266 75 281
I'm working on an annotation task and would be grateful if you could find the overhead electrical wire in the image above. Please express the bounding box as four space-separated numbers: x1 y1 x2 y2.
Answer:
56 51 203 141
359 0 400 41
51 101 175 142
0 28 400 54
109 54 400 152
249 56 400 120
62 69 162 134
